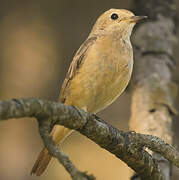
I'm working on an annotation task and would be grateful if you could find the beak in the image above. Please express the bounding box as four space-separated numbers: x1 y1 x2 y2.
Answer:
128 16 148 23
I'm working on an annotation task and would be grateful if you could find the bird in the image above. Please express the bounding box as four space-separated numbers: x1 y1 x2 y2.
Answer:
31 8 147 176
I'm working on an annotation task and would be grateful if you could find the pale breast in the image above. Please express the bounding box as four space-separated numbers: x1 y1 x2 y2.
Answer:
65 36 133 113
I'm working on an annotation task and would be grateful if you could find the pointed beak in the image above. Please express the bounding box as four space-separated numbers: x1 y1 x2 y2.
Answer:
128 16 148 23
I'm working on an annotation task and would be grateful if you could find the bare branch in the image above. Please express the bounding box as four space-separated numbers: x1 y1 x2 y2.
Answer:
0 98 179 179
127 132 179 168
5 98 95 180
37 117 95 180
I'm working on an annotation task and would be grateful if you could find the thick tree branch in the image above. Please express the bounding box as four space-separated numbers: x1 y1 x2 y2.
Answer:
129 0 178 179
5 98 94 180
0 98 179 179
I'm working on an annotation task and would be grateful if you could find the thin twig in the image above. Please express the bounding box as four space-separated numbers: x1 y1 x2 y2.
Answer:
38 118 95 180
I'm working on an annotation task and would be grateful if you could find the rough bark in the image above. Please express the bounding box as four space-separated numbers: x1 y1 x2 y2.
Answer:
129 0 178 179
0 98 179 179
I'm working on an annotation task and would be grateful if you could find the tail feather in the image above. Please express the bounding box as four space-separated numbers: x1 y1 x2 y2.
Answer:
31 148 52 176
31 126 73 176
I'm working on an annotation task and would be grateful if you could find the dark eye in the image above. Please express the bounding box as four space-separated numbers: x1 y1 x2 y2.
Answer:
111 13 118 20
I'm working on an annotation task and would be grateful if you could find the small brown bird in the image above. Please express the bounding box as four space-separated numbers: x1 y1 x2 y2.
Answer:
31 8 146 176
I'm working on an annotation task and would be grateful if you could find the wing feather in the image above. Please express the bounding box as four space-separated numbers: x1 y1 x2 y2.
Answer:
59 36 97 103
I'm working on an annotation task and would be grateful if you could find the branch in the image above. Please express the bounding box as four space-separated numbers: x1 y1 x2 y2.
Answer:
127 132 179 168
38 118 95 180
0 98 179 179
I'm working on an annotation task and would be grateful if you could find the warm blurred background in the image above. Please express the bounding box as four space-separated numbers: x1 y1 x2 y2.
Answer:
0 0 178 180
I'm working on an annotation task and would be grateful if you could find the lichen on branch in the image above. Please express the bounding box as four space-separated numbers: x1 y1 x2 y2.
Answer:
0 98 179 179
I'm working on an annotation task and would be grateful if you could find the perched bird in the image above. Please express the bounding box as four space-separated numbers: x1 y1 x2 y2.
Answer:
31 8 146 176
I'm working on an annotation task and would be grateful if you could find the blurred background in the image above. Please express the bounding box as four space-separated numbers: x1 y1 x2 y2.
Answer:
0 0 178 180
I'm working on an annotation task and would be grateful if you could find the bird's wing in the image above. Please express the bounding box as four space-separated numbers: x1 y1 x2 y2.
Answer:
59 36 97 103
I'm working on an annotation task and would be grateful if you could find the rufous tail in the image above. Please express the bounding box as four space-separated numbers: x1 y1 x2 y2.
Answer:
31 126 72 176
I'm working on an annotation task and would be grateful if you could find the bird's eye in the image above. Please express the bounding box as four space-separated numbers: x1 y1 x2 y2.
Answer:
111 13 118 20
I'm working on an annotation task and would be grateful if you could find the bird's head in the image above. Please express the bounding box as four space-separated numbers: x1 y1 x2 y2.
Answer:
91 9 147 39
